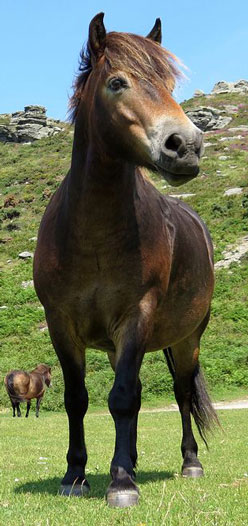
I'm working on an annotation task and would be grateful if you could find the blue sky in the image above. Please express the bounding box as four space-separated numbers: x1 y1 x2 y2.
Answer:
1 0 248 120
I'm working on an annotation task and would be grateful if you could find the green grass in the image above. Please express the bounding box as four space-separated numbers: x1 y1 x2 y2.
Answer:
0 410 248 525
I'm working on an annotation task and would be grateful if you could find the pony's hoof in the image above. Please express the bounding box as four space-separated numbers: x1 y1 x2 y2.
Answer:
59 480 90 497
106 489 139 508
182 466 204 478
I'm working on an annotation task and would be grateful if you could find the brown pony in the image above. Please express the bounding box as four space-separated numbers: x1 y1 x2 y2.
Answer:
34 14 218 507
4 364 51 417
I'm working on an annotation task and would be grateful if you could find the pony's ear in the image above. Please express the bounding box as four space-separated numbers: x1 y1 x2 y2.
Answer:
146 18 162 44
88 12 106 63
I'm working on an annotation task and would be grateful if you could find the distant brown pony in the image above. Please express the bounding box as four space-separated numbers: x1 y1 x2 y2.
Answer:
4 364 51 417
34 14 219 507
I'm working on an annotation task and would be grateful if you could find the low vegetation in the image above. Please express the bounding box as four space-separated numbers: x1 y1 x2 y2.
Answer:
0 409 248 525
1 91 248 410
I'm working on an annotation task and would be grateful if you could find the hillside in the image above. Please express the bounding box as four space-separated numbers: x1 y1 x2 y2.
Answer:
1 82 248 411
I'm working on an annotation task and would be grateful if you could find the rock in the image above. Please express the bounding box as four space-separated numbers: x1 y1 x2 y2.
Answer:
223 105 239 114
194 89 205 97
39 322 48 332
218 135 243 142
224 188 243 196
0 105 65 143
218 155 228 160
211 81 233 94
169 193 196 199
24 105 46 114
186 106 232 131
21 280 34 288
18 251 33 259
211 79 248 94
0 124 16 142
234 80 248 92
215 236 248 269
227 126 248 133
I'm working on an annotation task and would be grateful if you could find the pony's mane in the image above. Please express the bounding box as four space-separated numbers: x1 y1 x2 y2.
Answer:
69 32 182 122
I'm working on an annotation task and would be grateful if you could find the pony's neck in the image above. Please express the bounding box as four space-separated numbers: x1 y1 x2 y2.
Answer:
67 133 141 239
70 127 138 202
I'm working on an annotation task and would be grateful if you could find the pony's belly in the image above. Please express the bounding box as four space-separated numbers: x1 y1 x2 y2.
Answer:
74 293 209 353
146 299 210 351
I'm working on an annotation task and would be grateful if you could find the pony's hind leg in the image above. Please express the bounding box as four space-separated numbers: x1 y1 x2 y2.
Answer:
10 400 16 417
36 397 42 417
165 332 218 478
10 399 20 417
129 377 142 473
26 401 31 418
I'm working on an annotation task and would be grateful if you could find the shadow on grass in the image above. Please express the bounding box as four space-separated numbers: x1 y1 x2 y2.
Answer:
15 470 175 499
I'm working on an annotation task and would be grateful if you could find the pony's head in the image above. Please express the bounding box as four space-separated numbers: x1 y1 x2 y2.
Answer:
70 13 203 186
35 364 52 387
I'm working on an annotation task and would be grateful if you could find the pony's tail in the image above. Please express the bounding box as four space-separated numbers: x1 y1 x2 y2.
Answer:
4 373 22 402
163 348 220 446
191 364 220 446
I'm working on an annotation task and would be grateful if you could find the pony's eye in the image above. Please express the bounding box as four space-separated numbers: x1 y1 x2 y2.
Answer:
108 77 127 92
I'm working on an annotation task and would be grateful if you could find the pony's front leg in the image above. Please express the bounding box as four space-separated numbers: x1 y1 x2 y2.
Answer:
47 321 89 497
59 352 89 497
107 341 144 508
107 352 142 475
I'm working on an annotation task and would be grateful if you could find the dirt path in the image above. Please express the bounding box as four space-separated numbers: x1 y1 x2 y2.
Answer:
89 398 248 417
139 399 248 414
1 399 247 418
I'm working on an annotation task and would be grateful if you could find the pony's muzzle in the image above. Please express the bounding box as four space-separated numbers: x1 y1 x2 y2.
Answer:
155 126 204 184
163 127 204 161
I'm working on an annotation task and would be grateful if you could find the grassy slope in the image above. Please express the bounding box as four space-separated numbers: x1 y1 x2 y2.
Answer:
0 410 248 525
1 92 248 410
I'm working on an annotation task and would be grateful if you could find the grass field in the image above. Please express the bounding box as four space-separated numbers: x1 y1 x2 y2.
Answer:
0 409 248 525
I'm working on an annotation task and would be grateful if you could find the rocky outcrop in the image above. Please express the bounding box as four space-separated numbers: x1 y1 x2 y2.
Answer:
185 106 232 132
0 106 64 143
215 236 248 270
193 89 205 98
193 79 248 98
211 79 248 95
187 79 248 131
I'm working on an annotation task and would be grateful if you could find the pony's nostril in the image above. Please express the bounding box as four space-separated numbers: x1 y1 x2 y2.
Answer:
165 134 186 157
195 131 204 158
